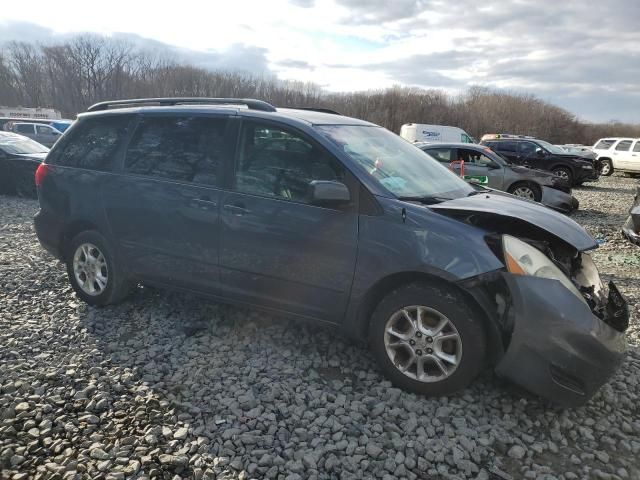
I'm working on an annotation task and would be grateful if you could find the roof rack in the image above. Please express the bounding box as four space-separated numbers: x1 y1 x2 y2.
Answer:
290 107 343 115
86 97 277 113
480 133 536 141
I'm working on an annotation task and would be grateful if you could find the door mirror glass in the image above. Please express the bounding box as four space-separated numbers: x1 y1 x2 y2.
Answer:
308 180 350 206
536 147 545 156
487 160 501 169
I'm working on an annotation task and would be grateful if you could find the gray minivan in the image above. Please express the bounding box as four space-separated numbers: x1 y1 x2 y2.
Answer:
34 98 628 406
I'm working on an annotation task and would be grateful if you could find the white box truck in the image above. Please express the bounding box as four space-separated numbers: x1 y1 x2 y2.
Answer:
400 124 476 143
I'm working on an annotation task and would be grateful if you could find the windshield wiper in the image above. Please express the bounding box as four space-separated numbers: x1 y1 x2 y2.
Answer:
397 195 454 204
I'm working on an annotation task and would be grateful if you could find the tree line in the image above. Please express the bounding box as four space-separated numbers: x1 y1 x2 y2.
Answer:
1 35 638 145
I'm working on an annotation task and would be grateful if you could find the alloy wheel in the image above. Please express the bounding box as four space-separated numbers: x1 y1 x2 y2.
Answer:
512 186 535 200
73 243 108 296
384 305 463 383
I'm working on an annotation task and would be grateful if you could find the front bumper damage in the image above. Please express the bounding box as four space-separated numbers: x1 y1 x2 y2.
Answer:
540 186 579 213
496 274 628 406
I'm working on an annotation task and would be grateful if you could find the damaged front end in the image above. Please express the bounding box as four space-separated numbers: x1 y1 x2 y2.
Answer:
494 248 628 406
431 195 629 405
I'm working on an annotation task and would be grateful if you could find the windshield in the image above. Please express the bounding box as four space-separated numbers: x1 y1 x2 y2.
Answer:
318 125 474 199
536 139 566 155
0 137 49 155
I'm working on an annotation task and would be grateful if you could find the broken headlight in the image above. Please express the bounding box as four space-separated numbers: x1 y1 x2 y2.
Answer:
502 235 587 305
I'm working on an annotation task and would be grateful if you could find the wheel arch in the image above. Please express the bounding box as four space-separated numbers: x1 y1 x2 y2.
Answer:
347 271 505 364
506 180 541 199
61 220 103 258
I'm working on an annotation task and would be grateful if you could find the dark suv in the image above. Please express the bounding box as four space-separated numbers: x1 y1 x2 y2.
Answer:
481 135 601 186
34 98 627 406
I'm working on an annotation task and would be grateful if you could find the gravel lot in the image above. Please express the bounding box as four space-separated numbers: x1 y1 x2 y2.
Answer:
1 175 639 480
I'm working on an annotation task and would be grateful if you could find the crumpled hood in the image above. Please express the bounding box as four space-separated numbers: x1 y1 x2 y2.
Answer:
429 192 597 251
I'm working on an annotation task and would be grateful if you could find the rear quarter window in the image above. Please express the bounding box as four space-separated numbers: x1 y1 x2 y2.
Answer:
49 115 131 171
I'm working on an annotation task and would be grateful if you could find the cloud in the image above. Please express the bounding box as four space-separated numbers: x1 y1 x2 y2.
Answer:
289 0 315 7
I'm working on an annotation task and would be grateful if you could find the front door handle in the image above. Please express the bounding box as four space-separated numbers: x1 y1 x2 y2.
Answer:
190 198 217 210
223 203 250 216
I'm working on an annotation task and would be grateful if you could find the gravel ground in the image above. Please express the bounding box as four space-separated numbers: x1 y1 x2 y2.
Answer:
1 175 639 480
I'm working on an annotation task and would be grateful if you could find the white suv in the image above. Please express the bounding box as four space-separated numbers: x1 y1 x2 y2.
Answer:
593 137 640 176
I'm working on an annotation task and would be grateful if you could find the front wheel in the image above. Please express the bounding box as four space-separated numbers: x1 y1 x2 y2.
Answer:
551 166 573 185
600 159 613 176
508 182 541 202
369 282 486 396
66 231 132 306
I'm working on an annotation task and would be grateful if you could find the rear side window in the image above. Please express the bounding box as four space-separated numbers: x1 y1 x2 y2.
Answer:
491 141 517 152
15 124 34 134
594 139 616 149
615 140 632 151
51 116 131 170
124 116 228 185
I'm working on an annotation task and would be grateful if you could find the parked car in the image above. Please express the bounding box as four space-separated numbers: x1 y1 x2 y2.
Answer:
7 122 63 147
592 137 640 176
622 188 640 245
34 97 628 406
0 132 48 197
50 120 74 133
416 142 577 213
480 134 601 186
400 124 475 143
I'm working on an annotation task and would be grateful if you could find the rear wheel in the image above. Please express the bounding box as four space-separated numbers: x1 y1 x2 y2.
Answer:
66 231 131 306
600 159 613 176
369 282 486 396
507 182 541 202
552 166 573 185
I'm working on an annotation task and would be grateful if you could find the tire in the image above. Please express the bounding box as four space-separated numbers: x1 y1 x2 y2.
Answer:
551 166 573 185
369 282 486 396
65 231 131 306
600 159 613 176
507 182 541 202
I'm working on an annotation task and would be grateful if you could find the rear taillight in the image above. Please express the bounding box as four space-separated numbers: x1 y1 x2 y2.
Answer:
35 163 50 187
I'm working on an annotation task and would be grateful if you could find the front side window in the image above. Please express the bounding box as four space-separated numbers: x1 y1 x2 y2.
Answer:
125 116 227 185
235 122 346 203
518 141 539 157
36 125 52 134
52 115 130 170
633 142 640 153
15 124 34 134
460 149 497 167
318 125 473 199
615 140 632 151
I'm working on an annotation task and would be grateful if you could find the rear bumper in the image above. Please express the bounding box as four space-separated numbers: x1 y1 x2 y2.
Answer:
496 274 628 407
540 186 579 213
34 209 65 260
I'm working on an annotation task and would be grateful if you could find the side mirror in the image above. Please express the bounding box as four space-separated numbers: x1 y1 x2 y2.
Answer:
487 161 501 169
308 180 351 206
536 148 545 156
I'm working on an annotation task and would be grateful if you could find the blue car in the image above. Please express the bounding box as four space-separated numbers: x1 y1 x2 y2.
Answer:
33 97 628 406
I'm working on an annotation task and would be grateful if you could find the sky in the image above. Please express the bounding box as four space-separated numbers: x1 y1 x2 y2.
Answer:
1 0 639 123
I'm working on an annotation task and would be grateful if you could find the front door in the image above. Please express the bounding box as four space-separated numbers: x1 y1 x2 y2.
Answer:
218 120 359 322
103 114 231 292
457 148 503 188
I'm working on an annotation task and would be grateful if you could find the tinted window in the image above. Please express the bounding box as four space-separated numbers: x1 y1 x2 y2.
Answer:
424 148 453 162
634 142 640 153
491 141 518 152
15 124 34 134
594 139 616 149
235 122 346 203
518 141 538 156
615 140 632 151
125 116 227 185
52 116 130 170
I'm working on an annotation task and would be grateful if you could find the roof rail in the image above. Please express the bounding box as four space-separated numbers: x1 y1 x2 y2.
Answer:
290 107 343 115
86 97 277 113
